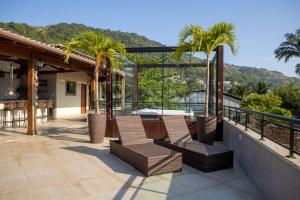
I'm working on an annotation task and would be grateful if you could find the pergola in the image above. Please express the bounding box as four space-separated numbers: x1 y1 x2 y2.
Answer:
105 46 224 140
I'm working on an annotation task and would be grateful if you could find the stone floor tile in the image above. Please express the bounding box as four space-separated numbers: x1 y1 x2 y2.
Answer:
79 177 124 195
0 118 264 200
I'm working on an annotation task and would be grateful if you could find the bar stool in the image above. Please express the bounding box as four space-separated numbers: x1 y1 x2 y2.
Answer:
37 100 46 123
15 101 27 127
46 100 54 121
0 103 4 130
3 101 17 129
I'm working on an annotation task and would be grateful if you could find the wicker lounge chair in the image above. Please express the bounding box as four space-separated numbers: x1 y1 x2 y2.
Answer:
110 115 182 176
154 116 233 172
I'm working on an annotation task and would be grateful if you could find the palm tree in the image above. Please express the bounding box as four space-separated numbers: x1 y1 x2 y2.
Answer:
64 31 126 114
176 23 238 117
274 29 300 77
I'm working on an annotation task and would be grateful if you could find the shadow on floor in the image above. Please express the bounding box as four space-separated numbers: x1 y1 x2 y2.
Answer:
0 129 29 136
63 145 176 199
63 146 135 174
62 117 87 123
38 125 90 143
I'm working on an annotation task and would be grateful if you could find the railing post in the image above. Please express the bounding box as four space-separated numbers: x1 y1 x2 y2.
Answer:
228 107 231 120
260 115 265 140
289 123 295 158
245 110 248 131
185 102 187 113
235 108 238 125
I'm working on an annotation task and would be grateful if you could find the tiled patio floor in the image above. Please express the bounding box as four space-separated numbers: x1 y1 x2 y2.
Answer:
0 119 263 200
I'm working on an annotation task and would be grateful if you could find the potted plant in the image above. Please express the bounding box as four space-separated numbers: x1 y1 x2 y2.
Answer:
176 23 238 144
64 31 126 143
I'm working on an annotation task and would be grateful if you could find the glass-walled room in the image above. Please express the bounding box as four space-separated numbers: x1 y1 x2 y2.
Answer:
113 49 217 117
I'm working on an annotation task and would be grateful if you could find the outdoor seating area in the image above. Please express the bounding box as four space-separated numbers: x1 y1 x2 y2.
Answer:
0 118 263 200
0 100 54 130
0 20 300 200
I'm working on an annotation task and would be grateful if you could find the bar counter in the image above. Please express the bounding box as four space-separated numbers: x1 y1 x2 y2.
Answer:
0 99 54 129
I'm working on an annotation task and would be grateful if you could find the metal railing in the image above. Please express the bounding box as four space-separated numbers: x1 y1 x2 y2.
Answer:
223 105 300 157
136 101 206 112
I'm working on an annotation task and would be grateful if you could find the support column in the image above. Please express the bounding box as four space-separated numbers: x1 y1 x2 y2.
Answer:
215 45 224 140
27 52 36 135
121 76 125 112
90 75 95 110
106 58 113 120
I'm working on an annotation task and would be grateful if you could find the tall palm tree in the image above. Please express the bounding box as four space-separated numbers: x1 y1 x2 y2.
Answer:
176 23 238 117
274 29 300 77
64 31 126 114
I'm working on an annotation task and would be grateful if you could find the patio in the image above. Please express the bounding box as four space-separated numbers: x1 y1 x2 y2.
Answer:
0 118 263 200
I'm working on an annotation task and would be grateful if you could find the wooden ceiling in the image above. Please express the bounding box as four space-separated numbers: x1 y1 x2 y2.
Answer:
0 28 95 75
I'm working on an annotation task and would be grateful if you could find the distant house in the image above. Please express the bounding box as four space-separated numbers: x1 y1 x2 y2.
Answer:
174 90 241 108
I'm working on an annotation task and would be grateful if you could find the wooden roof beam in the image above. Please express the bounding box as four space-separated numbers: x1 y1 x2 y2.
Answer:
0 42 93 74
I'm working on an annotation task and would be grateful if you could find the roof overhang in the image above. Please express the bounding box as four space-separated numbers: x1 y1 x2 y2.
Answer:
0 28 95 74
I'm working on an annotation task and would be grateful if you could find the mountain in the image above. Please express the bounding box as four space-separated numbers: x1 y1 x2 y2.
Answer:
0 22 299 88
225 64 300 89
0 22 163 47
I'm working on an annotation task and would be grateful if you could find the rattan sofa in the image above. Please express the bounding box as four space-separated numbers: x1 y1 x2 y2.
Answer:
154 116 233 172
110 115 182 176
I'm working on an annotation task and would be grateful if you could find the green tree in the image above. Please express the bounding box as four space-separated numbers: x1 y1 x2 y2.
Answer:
228 83 250 99
242 92 292 117
275 83 300 117
64 31 126 113
138 68 191 109
176 23 238 117
255 81 268 94
128 54 192 109
274 29 300 77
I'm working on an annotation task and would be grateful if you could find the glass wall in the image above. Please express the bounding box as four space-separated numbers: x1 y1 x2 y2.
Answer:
117 51 217 117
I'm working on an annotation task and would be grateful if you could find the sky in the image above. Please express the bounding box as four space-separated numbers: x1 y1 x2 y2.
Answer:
0 0 299 77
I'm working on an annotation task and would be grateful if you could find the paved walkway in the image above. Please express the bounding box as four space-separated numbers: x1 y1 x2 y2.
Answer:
0 119 263 200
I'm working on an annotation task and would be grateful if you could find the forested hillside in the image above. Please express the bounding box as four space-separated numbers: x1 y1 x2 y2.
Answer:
225 64 300 88
0 22 163 47
0 22 299 88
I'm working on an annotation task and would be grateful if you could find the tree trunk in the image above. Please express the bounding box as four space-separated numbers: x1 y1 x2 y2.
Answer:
204 54 210 117
94 64 100 114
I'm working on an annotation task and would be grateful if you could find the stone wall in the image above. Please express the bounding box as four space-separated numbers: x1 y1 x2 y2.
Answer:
38 74 56 100
223 120 300 200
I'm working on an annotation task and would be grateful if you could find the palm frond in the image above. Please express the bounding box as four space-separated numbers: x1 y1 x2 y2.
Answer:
64 31 126 70
274 29 300 62
208 22 238 55
176 22 238 58
176 24 205 63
